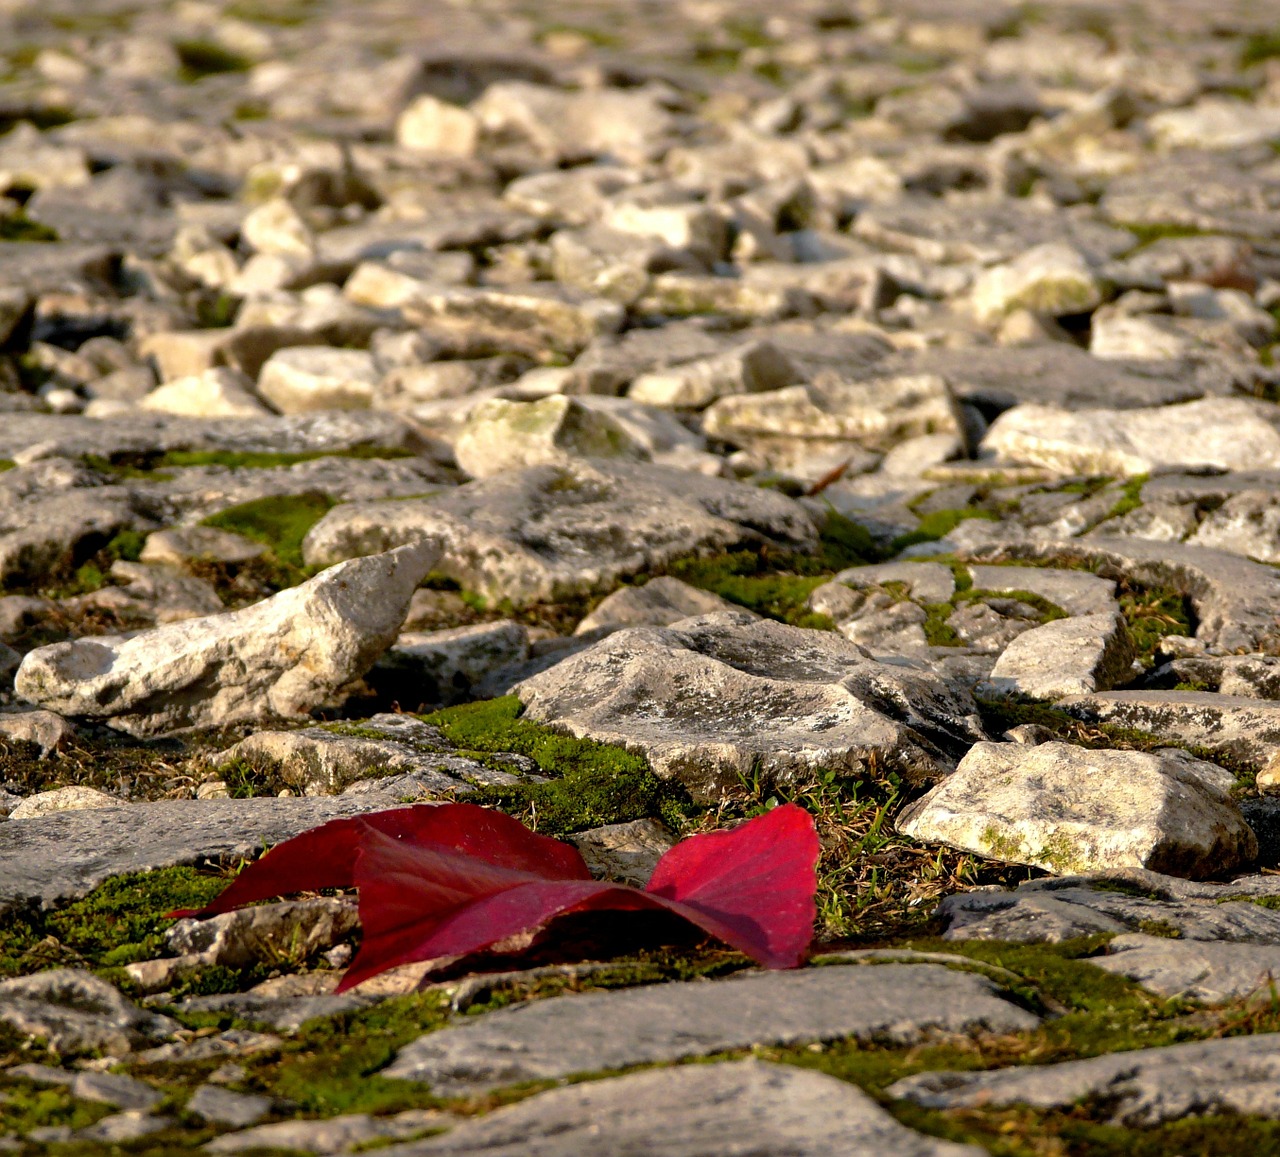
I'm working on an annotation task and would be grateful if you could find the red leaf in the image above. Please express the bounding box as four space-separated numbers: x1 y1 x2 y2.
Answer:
168 803 590 918
176 802 819 989
644 803 820 970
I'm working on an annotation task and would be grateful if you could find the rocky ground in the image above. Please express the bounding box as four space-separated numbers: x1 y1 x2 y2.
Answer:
3 0 1280 1152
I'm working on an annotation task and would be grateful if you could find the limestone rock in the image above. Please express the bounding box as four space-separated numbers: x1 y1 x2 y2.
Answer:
516 612 986 799
257 347 379 414
627 340 801 409
0 970 176 1056
185 1085 273 1129
396 95 479 156
301 461 817 608
574 577 741 635
971 243 1104 322
9 786 124 820
393 1061 983 1157
1092 934 1280 1002
453 397 648 479
1149 98 1280 151
206 1111 449 1155
15 543 438 735
1059 690 1280 773
140 526 267 566
896 741 1256 878
166 898 359 971
139 368 271 419
379 622 530 707
384 965 1037 1091
889 1035 1280 1125
935 871 1280 945
985 612 1136 699
982 398 1280 477
570 819 675 887
965 565 1117 616
1188 491 1280 562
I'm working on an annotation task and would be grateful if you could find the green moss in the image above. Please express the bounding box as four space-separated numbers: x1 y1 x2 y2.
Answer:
954 588 1068 624
1119 583 1191 667
921 602 961 646
0 459 13 472
0 210 58 242
15 527 152 599
201 493 334 571
891 508 997 553
174 38 253 80
0 867 229 980
421 697 691 837
1242 31 1280 67
1121 222 1210 248
224 0 318 25
163 447 411 470
1105 473 1148 521
0 1078 113 1137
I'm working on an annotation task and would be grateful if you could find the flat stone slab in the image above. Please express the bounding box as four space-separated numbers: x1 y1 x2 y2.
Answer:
1059 690 1280 771
387 1060 983 1157
0 793 404 913
960 536 1280 654
1091 933 1280 1002
965 566 1117 616
515 611 986 799
383 964 1039 1094
889 1034 1280 1124
936 870 1280 944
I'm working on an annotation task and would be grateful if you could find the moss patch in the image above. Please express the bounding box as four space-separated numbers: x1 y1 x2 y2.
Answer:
174 38 253 80
891 507 998 553
0 210 58 242
201 492 334 572
0 867 230 980
421 696 692 837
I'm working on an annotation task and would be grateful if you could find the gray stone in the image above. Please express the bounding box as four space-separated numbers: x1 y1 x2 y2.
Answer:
854 199 1134 266
0 971 176 1055
9 786 123 820
301 461 816 608
985 612 1136 700
627 340 801 410
830 562 957 605
935 871 1280 944
453 396 648 479
574 577 741 635
384 964 1038 1092
382 622 529 706
983 398 1280 477
178 992 376 1034
75 1112 173 1143
0 794 407 914
516 611 986 799
1188 491 1280 562
873 344 1213 412
257 347 379 414
965 566 1117 616
140 527 267 567
1060 690 1280 773
971 243 1104 322
0 711 76 757
185 1085 273 1129
897 742 1254 878
1092 934 1280 1002
165 898 359 971
889 1034 1280 1125
1149 99 1280 151
570 819 675 887
388 1060 982 1157
214 715 519 796
16 543 437 735
960 536 1280 654
71 1071 164 1111
206 1110 447 1154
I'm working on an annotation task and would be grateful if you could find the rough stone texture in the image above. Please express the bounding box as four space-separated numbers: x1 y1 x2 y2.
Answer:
15 543 438 735
0 971 176 1055
185 1085 274 1129
453 397 647 479
0 794 407 914
569 819 675 887
301 461 817 607
516 612 987 799
961 536 1280 654
1188 491 1280 563
166 898 360 971
1091 934 1280 1002
257 347 380 414
9 785 124 820
574 577 741 635
965 566 1118 615
206 1111 447 1155
384 964 1038 1092
971 243 1103 322
983 398 1280 477
889 1035 1280 1125
984 612 1136 699
213 714 523 796
387 1061 983 1157
897 742 1256 878
1059 690 1280 773
71 1071 164 1111
935 870 1280 944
